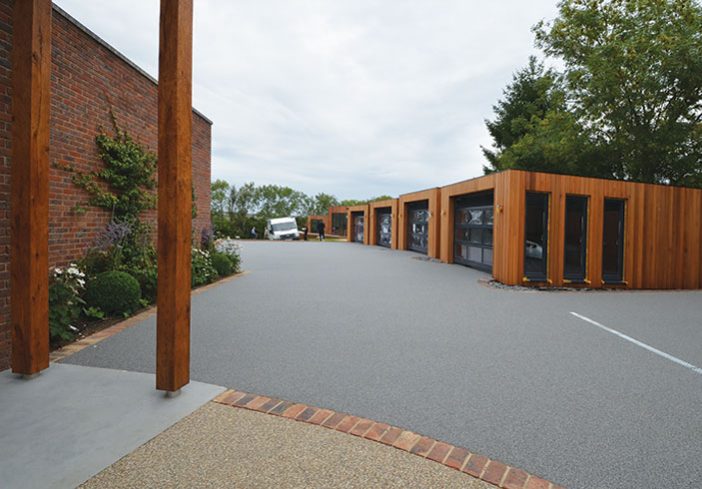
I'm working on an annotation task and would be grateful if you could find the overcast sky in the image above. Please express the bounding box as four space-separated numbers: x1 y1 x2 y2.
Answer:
55 0 560 200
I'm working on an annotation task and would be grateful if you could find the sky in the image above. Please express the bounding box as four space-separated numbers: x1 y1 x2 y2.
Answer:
55 0 561 200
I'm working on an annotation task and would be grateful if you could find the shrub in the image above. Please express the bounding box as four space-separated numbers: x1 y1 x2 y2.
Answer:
214 238 242 274
191 248 217 286
211 252 234 277
49 265 86 342
125 263 157 304
84 271 142 316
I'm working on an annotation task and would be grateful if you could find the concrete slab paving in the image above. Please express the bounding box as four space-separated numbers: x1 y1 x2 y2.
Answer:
0 363 225 489
80 402 496 489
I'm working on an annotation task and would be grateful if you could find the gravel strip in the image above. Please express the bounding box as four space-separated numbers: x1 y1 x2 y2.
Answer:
81 402 496 489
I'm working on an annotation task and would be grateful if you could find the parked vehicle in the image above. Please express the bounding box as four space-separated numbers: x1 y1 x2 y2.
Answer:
264 217 300 240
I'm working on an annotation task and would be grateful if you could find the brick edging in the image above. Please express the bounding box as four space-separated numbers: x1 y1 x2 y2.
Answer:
50 271 249 363
213 389 562 489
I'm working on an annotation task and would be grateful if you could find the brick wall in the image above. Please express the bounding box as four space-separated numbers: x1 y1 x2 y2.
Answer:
0 2 213 370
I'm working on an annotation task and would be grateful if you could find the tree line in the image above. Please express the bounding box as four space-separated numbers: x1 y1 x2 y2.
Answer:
483 0 702 188
210 180 391 238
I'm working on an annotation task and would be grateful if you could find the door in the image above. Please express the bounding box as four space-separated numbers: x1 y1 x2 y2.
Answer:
524 192 549 281
602 199 625 283
454 193 493 271
376 210 392 248
353 214 365 243
564 195 588 281
407 201 429 254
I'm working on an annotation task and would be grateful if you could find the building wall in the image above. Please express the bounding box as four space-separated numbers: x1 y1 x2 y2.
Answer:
398 188 441 259
494 170 702 289
346 205 369 244
0 3 212 370
368 199 398 249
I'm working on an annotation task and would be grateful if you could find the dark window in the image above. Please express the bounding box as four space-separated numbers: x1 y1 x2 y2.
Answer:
524 192 549 281
311 219 322 233
602 199 625 283
331 213 347 237
564 196 588 281
453 191 494 272
407 201 429 254
376 209 392 247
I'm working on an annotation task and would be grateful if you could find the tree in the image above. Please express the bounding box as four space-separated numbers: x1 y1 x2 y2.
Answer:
256 185 310 219
368 195 394 203
482 57 567 173
534 0 702 187
210 179 230 216
210 179 231 236
308 193 339 216
225 182 259 237
339 199 366 206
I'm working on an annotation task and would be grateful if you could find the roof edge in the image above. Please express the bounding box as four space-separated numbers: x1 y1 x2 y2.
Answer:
52 4 213 126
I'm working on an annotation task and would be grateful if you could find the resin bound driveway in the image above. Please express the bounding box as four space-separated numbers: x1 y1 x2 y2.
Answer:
66 241 702 489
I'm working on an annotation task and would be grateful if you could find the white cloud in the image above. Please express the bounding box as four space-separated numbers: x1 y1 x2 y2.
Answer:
55 0 559 200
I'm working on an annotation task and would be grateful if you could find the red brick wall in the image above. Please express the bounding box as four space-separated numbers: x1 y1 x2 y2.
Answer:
0 2 212 370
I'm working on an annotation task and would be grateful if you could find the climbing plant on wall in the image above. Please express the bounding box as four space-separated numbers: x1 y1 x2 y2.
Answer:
66 114 157 222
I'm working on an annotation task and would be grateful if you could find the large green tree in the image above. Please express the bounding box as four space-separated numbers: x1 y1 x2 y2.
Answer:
482 57 608 176
308 193 339 216
482 57 564 171
534 0 702 186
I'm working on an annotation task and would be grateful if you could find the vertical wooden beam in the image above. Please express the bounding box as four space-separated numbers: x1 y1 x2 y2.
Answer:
11 0 52 376
157 0 193 392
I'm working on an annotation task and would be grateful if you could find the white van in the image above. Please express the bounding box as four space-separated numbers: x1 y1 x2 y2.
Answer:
264 217 300 240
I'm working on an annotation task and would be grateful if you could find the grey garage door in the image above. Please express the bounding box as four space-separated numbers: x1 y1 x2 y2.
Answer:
376 210 392 248
454 193 493 271
353 214 365 243
407 202 429 254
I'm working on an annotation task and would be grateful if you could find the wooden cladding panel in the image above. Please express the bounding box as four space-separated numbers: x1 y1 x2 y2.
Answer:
11 0 52 375
505 170 702 290
398 188 441 259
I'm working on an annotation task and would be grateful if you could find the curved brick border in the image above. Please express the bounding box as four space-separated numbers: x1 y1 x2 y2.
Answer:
213 390 562 489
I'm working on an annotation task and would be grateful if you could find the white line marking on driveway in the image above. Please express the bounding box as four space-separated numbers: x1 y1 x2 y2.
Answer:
570 312 702 376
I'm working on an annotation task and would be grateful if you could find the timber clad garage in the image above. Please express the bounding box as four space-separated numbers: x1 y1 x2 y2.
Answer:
369 199 399 249
347 205 369 244
311 168 702 290
398 188 441 259
438 169 702 289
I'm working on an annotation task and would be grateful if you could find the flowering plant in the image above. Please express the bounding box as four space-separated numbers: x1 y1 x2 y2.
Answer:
49 264 86 342
191 247 218 286
214 238 241 273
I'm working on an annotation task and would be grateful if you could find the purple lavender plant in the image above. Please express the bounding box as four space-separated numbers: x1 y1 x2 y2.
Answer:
93 220 132 251
200 226 214 250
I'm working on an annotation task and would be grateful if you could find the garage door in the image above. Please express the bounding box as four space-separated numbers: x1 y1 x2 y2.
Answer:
353 214 365 243
376 210 392 247
454 194 493 271
407 201 429 254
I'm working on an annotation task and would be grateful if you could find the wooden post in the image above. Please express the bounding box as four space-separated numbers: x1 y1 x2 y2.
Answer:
11 0 52 376
156 0 193 392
